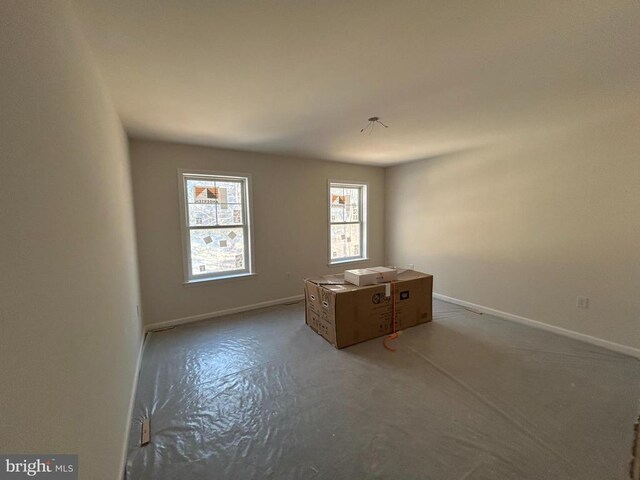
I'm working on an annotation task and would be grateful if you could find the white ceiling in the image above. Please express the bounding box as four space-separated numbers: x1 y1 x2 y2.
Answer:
72 0 640 166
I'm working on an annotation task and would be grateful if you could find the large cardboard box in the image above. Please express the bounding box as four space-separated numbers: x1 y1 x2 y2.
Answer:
304 269 433 349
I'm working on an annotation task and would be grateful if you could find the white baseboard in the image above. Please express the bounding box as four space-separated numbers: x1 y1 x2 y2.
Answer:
145 294 305 332
118 331 146 480
433 293 640 359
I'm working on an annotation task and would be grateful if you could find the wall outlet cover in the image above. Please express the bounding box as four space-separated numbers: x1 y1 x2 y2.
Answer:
576 296 589 309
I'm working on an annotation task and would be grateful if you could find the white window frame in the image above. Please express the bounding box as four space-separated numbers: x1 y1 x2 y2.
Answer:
328 180 368 265
178 169 255 284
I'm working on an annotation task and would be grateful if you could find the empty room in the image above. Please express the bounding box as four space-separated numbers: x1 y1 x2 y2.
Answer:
1 1 639 479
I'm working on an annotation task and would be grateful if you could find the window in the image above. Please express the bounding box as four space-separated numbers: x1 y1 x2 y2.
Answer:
179 171 253 282
328 181 367 264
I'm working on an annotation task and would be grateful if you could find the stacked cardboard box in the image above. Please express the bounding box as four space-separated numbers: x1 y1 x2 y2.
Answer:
304 269 433 349
344 266 398 286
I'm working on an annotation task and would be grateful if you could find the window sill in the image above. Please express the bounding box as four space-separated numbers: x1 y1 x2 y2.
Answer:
328 258 369 267
183 272 257 287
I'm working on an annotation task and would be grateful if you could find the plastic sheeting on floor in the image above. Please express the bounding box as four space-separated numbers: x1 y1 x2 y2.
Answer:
125 299 640 479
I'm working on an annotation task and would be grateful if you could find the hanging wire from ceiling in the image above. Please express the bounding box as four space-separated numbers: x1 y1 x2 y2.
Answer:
360 116 389 135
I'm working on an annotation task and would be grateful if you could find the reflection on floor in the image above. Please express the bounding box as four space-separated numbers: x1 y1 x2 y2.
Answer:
125 299 640 480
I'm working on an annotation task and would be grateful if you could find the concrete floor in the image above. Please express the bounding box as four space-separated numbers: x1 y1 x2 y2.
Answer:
125 299 640 479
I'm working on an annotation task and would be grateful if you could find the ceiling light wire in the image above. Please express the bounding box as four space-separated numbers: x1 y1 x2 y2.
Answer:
360 116 389 135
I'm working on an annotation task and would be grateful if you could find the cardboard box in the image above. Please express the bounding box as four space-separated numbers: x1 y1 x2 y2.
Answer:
369 266 398 283
344 268 380 286
304 269 433 349
344 266 398 286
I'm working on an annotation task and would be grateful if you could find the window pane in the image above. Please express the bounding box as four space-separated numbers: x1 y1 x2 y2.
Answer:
187 179 217 226
216 203 243 225
330 205 344 223
186 178 245 227
330 223 361 260
343 204 360 222
343 187 360 207
189 203 217 226
215 181 243 204
187 179 217 203
330 186 361 224
190 227 245 275
331 187 360 223
330 187 347 206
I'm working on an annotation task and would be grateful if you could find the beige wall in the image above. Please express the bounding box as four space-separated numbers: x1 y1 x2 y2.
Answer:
386 110 640 351
130 140 385 326
0 2 142 479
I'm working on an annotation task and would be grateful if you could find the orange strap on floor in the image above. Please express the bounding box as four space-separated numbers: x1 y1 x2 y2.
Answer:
383 282 398 352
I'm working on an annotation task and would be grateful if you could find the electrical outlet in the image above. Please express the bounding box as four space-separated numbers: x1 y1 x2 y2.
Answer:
576 296 589 309
409 263 415 269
